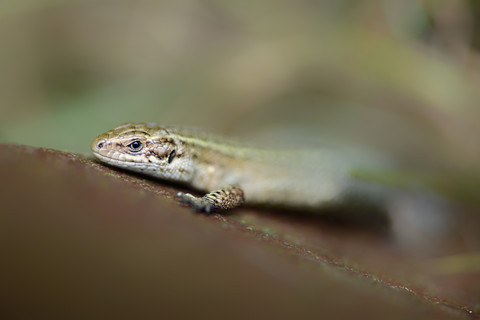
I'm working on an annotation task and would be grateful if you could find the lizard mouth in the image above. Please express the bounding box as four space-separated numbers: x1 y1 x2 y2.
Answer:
92 151 153 174
91 149 125 165
91 150 120 165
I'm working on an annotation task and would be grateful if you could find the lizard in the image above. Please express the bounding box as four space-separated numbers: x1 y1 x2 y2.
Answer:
91 122 396 214
91 122 458 252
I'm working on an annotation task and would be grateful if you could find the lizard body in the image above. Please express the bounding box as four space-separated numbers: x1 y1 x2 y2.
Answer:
91 122 388 213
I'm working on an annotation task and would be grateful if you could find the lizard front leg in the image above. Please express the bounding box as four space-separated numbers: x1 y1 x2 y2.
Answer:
176 185 245 213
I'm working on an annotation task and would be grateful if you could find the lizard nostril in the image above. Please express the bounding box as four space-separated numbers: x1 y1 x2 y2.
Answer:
97 142 104 149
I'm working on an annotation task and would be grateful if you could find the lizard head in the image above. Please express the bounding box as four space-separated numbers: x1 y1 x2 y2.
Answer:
91 122 194 182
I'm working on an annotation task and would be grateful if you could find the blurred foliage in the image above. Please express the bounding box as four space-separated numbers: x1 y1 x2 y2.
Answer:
1 0 480 206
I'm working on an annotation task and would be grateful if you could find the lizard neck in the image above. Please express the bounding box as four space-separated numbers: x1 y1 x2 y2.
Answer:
168 127 264 160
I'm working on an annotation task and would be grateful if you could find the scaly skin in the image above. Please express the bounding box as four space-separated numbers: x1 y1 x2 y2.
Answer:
91 122 386 213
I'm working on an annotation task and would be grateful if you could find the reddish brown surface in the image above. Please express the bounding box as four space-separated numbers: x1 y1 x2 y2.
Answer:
0 144 478 319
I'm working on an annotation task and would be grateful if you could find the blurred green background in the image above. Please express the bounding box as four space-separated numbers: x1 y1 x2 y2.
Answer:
1 0 480 175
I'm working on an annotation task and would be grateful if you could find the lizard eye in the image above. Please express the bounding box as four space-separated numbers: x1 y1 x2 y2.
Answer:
127 140 143 152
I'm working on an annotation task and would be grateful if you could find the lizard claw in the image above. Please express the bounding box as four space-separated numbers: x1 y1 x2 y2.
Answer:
175 192 214 214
